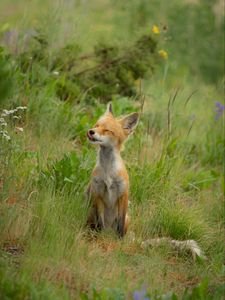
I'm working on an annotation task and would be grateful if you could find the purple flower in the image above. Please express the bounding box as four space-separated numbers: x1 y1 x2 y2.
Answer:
3 29 19 54
133 287 151 300
215 101 225 120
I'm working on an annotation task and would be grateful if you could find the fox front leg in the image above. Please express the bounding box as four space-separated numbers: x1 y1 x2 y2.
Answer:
95 197 105 230
117 193 128 238
87 196 105 231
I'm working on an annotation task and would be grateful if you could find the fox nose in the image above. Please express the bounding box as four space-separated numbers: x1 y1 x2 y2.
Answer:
89 129 95 136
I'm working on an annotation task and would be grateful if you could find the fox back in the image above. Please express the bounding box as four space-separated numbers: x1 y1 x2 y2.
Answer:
86 103 139 237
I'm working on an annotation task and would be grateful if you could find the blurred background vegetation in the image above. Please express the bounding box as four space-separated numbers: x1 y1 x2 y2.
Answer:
0 0 224 299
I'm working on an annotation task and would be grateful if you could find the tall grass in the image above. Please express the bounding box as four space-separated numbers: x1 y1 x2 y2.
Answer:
0 0 224 299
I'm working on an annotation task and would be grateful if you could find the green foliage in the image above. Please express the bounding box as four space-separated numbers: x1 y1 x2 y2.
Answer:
112 0 224 83
182 168 218 192
51 43 82 72
81 288 125 300
156 279 225 300
202 118 224 167
4 31 158 104
56 78 81 102
130 156 171 204
18 30 49 72
168 1 224 83
148 200 207 241
40 150 94 191
2 276 221 300
79 279 225 300
0 47 13 105
0 256 70 300
54 34 157 102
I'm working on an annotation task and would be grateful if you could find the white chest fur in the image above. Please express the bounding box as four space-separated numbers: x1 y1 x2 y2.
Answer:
91 146 126 207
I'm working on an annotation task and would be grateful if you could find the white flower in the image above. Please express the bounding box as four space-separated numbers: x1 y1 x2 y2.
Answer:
16 106 27 111
1 107 27 117
0 130 11 141
0 118 7 126
2 109 15 115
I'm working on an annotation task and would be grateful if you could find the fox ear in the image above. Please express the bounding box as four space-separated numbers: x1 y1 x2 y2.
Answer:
119 112 139 134
105 102 113 115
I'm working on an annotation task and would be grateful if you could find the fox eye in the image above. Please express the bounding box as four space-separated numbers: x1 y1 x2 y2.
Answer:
104 129 114 135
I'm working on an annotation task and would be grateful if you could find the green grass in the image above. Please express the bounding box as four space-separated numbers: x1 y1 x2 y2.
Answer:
0 0 224 299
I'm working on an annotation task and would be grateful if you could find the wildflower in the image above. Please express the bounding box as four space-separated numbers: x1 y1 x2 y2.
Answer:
158 49 168 59
2 109 16 116
152 25 160 34
0 118 7 126
12 115 21 120
16 106 27 111
1 106 27 117
133 287 151 300
215 101 224 120
0 130 11 141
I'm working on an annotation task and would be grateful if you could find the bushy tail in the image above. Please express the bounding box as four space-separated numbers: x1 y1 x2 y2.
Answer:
128 233 206 260
141 238 206 260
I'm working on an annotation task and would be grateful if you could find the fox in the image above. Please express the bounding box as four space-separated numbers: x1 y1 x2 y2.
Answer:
85 103 206 260
86 103 139 237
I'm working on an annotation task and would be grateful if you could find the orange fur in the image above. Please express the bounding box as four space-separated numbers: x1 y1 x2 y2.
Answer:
86 103 139 237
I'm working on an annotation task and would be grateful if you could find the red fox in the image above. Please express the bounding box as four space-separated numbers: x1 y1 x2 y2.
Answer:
86 103 206 260
86 103 139 237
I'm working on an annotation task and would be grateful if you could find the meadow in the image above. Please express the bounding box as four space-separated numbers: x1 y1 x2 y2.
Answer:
0 0 224 299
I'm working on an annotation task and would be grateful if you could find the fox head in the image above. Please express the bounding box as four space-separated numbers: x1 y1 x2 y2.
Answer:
87 103 139 149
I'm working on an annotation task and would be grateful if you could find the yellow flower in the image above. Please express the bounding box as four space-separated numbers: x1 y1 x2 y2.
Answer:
158 49 168 60
152 25 160 34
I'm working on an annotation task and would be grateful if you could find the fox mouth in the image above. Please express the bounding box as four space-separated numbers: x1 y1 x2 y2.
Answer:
87 132 101 143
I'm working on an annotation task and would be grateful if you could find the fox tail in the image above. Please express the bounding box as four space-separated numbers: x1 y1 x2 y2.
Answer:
128 233 206 260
